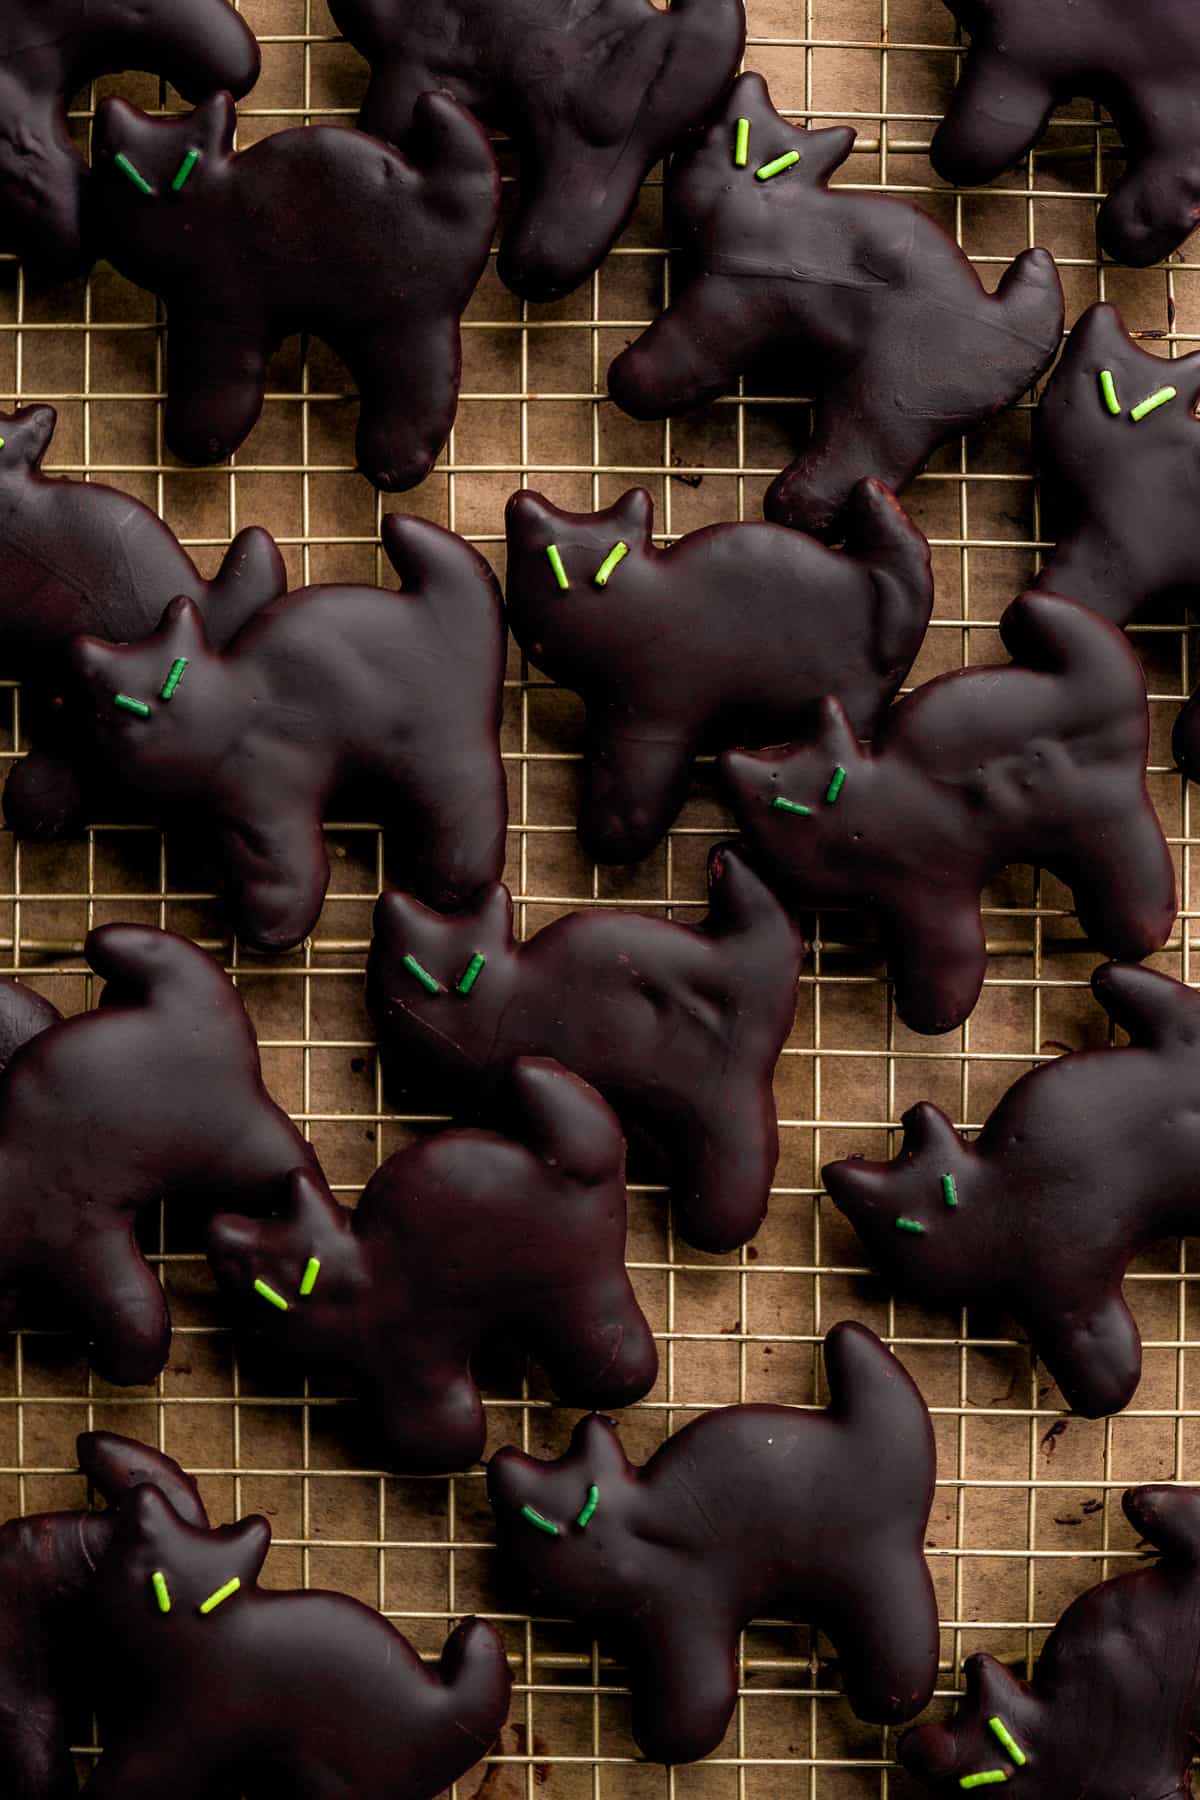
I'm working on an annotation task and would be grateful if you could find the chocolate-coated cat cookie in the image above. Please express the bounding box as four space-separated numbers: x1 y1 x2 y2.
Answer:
90 92 499 490
722 592 1175 1036
367 843 805 1254
83 1483 512 1799
60 515 507 951
488 1321 938 1763
328 0 746 302
608 72 1064 539
824 961 1200 1418
1033 303 1200 627
208 1060 657 1473
504 479 932 863
0 0 259 272
0 404 286 843
932 1 1200 267
0 924 314 1386
900 1484 1200 1796
0 1432 206 1800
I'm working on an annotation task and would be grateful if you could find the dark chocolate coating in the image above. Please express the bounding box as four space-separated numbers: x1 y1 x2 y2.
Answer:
488 1321 939 1764
83 1484 512 1799
722 592 1175 1036
0 0 259 273
0 924 315 1385
208 1060 657 1472
504 479 932 863
607 71 1064 539
61 515 508 951
900 1484 1200 1796
0 403 286 844
0 1432 207 1800
366 843 806 1254
89 91 499 491
1034 303 1200 627
932 0 1200 268
327 0 745 302
824 961 1200 1419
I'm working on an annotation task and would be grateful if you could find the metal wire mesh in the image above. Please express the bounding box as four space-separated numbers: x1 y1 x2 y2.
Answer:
0 0 1196 1792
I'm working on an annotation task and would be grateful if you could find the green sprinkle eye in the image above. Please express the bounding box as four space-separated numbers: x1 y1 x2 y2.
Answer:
575 1484 599 1529
401 952 443 995
1131 384 1177 423
520 1504 560 1537
824 765 846 804
113 151 154 196
159 657 188 701
151 1570 172 1614
456 952 486 995
545 544 569 590
756 150 800 181
895 1217 925 1235
941 1173 958 1208
113 693 151 719
171 148 200 192
959 1777 1008 1791
771 796 810 817
253 1277 289 1313
593 541 629 587
0 437 7 449
1098 369 1121 415
734 118 750 167
987 1718 1026 1767
299 1256 321 1298
198 1576 241 1616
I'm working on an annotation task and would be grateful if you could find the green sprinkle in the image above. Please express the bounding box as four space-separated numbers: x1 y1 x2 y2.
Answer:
299 1256 320 1298
1099 369 1121 415
825 765 846 805
734 118 751 167
756 150 800 181
987 1719 1026 1767
1131 385 1177 422
159 657 188 701
401 953 443 995
113 693 151 719
0 438 7 449
576 1484 599 1529
113 151 153 196
171 148 200 192
520 1504 560 1537
593 541 629 587
546 544 569 590
942 1173 958 1208
151 1570 171 1615
771 797 811 817
254 1278 289 1313
198 1576 241 1616
959 1778 1007 1792
456 951 486 996
895 1217 925 1235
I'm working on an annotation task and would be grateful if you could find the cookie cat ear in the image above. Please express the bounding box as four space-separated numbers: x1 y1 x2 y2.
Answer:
505 489 565 549
192 90 238 156
154 593 214 655
1 405 56 468
68 632 122 689
609 487 654 549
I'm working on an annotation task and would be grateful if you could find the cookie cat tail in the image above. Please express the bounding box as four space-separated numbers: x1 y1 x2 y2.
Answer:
824 1321 933 1461
436 1617 513 1749
0 979 61 1078
993 247 1064 385
1124 1485 1200 1562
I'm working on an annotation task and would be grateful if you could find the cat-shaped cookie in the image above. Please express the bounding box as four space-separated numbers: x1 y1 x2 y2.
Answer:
488 1321 938 1763
208 1061 657 1473
83 1484 512 1799
722 592 1175 1035
366 844 805 1254
89 91 499 490
608 71 1064 538
0 924 314 1386
328 0 745 301
62 515 508 951
504 479 932 863
0 0 259 271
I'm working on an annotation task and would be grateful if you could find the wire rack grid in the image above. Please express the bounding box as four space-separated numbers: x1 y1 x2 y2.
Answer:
0 0 1196 1793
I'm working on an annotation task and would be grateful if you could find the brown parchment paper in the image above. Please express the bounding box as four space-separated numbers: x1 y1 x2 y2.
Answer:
0 0 1197 1792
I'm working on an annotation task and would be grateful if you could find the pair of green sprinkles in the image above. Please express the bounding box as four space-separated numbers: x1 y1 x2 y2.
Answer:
959 1775 1007 1791
771 796 811 817
734 117 751 167
545 544 570 590
113 693 151 719
456 951 486 996
576 1484 600 1529
942 1172 958 1208
756 149 800 181
895 1217 925 1235
254 1276 290 1313
987 1717 1026 1768
171 148 200 192
151 1570 172 1615
159 657 188 702
594 541 629 587
520 1504 560 1537
401 952 444 995
825 765 847 805
198 1575 241 1616
255 1257 321 1312
113 150 153 196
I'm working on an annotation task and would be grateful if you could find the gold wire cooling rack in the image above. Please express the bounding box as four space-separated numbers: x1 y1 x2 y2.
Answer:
0 0 1197 1793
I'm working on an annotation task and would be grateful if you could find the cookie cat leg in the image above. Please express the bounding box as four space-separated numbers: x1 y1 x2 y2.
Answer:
345 321 461 493
529 1297 658 1412
61 1243 172 1388
3 743 89 842
608 279 766 420
884 893 988 1036
1052 817 1176 967
1023 1289 1144 1418
763 383 932 540
1101 139 1200 268
834 1543 939 1722
386 741 508 909
930 50 1054 186
629 1621 739 1765
164 316 269 467
215 806 331 952
367 1367 488 1475
676 1095 776 1253
577 725 695 864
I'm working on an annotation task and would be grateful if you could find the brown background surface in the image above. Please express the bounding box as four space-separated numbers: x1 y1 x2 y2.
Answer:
0 0 1197 1792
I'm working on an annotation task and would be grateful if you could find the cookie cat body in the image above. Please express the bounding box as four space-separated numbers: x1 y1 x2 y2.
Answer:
504 479 932 862
208 1061 657 1472
65 515 508 950
608 72 1064 538
329 0 745 301
90 91 499 491
488 1322 938 1763
367 844 806 1254
83 1484 512 1799
824 962 1200 1418
723 592 1175 1035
